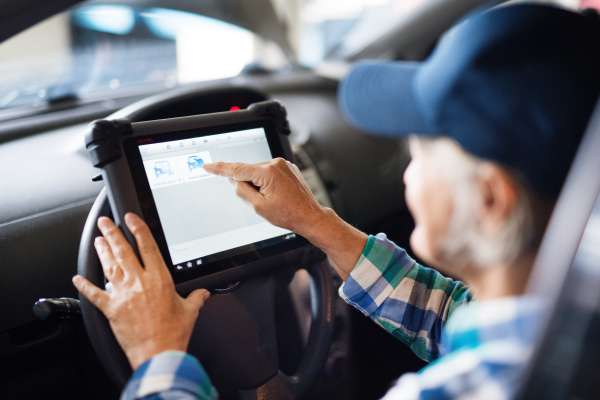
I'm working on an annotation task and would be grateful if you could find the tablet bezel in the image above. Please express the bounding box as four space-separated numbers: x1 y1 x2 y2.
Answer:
123 118 309 284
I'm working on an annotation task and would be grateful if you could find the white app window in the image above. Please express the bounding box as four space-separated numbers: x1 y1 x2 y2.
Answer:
143 156 184 189
177 151 214 182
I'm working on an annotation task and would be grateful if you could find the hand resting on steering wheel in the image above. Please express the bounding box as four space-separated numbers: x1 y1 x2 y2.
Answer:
73 158 347 398
72 213 210 370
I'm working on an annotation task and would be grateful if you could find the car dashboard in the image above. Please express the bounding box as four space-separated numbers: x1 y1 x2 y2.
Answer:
0 70 424 400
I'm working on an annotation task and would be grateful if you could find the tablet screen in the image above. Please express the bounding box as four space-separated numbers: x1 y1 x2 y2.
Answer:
137 127 295 272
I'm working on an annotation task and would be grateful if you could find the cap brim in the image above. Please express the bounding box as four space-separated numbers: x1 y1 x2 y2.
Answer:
338 60 429 136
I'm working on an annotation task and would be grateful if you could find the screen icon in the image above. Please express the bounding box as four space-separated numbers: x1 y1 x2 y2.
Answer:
154 161 174 177
187 155 205 171
176 151 212 183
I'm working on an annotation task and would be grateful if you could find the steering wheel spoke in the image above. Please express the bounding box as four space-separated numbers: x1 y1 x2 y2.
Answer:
188 276 280 390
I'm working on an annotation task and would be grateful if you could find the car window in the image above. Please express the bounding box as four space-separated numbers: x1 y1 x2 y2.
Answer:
0 6 288 112
298 0 429 66
0 0 440 114
1 0 594 115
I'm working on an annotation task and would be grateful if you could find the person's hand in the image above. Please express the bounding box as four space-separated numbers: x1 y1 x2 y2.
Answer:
203 158 326 237
203 158 369 281
72 213 210 370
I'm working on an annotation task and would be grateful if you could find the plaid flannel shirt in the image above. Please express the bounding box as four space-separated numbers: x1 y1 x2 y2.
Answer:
120 351 217 400
340 233 542 400
121 233 542 400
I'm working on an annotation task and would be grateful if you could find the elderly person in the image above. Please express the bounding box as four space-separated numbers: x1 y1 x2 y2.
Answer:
73 3 600 400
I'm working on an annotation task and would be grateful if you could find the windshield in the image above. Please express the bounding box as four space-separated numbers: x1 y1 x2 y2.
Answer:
1 0 594 114
0 0 438 113
0 6 288 112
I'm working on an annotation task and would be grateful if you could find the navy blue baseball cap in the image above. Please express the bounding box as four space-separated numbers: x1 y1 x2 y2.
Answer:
339 4 600 199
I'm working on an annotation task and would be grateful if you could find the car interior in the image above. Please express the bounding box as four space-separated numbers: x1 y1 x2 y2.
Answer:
1 0 600 399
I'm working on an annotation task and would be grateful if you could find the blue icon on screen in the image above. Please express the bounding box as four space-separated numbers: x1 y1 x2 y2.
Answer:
187 156 204 171
154 161 174 177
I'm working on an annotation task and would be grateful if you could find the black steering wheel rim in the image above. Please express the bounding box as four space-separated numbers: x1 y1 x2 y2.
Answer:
77 188 335 399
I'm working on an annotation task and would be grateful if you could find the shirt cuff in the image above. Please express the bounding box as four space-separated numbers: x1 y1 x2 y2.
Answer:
338 233 415 315
120 351 218 400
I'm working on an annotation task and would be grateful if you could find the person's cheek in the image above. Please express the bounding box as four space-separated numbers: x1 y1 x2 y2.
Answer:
404 163 430 258
408 197 433 263
403 160 418 216
405 159 444 266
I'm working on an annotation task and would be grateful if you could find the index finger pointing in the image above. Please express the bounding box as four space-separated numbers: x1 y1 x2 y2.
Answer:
203 161 265 184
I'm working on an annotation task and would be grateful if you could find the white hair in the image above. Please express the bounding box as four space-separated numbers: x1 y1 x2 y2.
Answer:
414 136 553 268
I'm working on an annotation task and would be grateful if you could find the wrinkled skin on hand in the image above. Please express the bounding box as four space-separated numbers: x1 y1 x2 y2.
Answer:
202 158 326 237
203 158 368 281
72 213 210 370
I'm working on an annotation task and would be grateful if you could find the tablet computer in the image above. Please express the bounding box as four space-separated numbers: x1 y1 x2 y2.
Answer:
85 101 308 284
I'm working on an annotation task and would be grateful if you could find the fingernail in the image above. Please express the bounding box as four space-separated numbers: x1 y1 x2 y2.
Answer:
204 291 211 300
97 217 111 229
72 275 81 284
227 178 235 186
124 213 135 226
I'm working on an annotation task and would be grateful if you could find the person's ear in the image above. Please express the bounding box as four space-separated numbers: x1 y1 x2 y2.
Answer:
476 163 518 235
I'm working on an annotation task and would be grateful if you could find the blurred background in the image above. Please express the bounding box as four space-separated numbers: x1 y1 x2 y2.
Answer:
0 0 472 113
2 0 598 114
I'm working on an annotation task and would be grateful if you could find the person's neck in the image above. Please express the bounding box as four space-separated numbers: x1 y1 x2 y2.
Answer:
462 252 536 301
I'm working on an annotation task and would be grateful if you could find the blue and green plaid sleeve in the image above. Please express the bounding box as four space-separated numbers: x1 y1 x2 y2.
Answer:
339 233 472 362
120 351 218 400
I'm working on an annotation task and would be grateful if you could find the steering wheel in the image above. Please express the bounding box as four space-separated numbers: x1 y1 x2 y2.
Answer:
78 187 334 399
